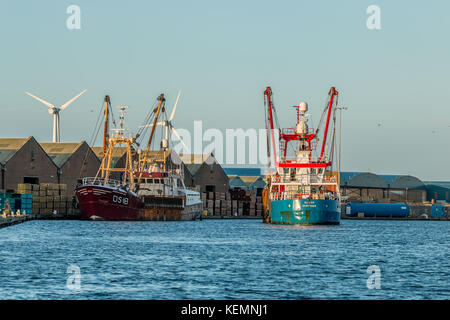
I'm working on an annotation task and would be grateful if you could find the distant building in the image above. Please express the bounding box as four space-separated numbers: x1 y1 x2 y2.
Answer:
40 142 100 193
340 172 427 203
91 146 134 181
240 176 266 196
180 153 229 193
228 175 248 190
0 137 58 191
91 146 129 169
423 182 450 203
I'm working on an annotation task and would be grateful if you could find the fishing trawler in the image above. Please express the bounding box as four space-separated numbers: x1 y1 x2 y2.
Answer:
262 86 341 225
75 94 202 221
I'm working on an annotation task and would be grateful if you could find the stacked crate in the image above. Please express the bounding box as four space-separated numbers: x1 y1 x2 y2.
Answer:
229 189 264 216
216 192 224 215
256 196 263 216
20 194 33 214
1 192 27 215
201 192 207 209
0 193 6 213
32 184 40 213
17 184 33 214
17 183 32 194
33 183 70 216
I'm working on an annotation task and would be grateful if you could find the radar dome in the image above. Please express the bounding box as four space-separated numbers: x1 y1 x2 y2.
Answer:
299 101 308 113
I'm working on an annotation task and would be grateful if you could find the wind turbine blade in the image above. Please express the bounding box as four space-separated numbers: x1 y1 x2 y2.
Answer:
169 91 181 121
171 126 188 151
138 121 165 128
60 89 87 110
25 92 54 108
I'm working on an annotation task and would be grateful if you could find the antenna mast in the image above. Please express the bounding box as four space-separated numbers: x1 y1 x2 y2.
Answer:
102 95 110 167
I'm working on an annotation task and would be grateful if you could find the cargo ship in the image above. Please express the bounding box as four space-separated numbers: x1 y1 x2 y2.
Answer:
75 94 202 221
262 86 341 225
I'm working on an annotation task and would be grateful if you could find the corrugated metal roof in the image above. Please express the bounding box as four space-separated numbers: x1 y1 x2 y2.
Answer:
40 142 84 167
185 163 203 175
340 171 427 189
391 176 426 190
91 146 129 161
379 174 403 185
229 176 248 189
339 171 361 184
346 172 389 188
0 137 32 165
424 181 450 189
248 177 267 188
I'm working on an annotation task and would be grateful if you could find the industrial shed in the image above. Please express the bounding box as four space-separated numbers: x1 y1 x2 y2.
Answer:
0 137 58 191
240 176 266 196
228 175 248 190
91 146 129 168
340 171 427 203
40 142 100 194
389 175 427 202
180 153 229 193
341 172 387 201
424 182 450 203
91 146 134 181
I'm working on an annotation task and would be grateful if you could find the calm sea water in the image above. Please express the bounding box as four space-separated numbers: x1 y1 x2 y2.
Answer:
0 219 448 300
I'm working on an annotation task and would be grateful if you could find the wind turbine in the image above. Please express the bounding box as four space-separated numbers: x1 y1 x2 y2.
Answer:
141 91 188 152
25 89 87 143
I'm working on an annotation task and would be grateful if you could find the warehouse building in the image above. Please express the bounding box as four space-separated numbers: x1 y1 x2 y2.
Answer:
225 168 266 195
91 146 129 169
40 142 100 194
423 182 450 203
180 153 229 193
228 175 248 190
0 137 58 191
91 146 135 181
241 176 266 196
340 172 427 203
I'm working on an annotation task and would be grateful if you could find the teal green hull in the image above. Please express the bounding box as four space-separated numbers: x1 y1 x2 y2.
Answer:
269 199 340 225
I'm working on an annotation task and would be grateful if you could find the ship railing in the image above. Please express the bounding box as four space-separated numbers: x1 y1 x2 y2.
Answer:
81 177 124 187
270 191 338 201
271 174 337 184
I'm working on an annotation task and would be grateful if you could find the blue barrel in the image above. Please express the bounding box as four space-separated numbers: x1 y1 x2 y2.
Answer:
345 203 410 218
431 204 446 218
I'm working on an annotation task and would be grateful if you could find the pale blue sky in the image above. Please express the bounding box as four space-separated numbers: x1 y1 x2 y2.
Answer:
0 0 449 180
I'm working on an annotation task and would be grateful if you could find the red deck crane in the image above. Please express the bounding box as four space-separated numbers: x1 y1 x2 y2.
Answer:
263 86 338 169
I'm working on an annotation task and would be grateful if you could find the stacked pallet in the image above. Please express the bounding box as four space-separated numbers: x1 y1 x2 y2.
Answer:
229 189 264 216
198 190 265 217
17 183 72 216
1 191 32 215
201 191 232 215
38 183 71 215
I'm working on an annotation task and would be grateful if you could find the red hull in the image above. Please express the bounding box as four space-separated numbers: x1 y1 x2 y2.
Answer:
75 185 142 220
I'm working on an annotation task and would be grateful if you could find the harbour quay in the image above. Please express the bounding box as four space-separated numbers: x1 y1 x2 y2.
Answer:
0 135 449 222
0 215 30 229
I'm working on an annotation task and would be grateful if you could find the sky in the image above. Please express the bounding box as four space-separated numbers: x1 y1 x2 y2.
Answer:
0 0 449 180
